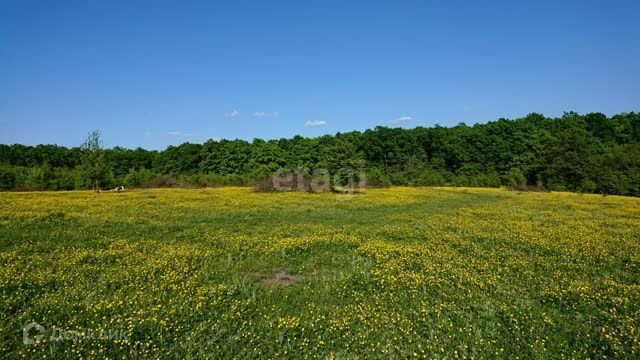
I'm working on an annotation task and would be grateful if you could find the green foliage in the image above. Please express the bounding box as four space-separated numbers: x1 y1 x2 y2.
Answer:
366 167 392 187
200 139 253 175
2 112 640 195
248 165 276 182
24 164 51 190
178 173 245 187
414 166 447 186
0 165 16 189
50 167 77 190
506 168 527 187
107 146 156 178
124 167 156 188
152 143 201 175
80 130 110 191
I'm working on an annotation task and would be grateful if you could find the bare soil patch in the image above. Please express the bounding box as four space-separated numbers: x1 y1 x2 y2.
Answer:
261 271 303 286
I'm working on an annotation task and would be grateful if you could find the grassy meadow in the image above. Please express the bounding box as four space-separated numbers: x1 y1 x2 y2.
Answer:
1 187 639 358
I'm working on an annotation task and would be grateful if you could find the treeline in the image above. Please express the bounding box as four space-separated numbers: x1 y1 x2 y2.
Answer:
1 111 639 195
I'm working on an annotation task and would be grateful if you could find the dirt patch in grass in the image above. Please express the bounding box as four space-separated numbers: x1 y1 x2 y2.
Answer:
261 271 303 286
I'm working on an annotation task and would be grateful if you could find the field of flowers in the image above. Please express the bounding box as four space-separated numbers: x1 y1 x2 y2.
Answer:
1 187 639 358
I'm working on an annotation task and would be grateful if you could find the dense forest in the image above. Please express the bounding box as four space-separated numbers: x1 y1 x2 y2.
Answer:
1 111 639 195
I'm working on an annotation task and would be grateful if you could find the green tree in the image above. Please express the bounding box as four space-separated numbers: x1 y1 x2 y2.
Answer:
0 165 16 189
80 131 110 192
506 168 527 188
124 167 156 188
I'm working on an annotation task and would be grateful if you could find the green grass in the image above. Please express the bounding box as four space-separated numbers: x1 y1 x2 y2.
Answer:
1 187 639 358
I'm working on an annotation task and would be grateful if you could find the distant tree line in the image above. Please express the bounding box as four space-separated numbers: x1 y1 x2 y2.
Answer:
1 111 639 195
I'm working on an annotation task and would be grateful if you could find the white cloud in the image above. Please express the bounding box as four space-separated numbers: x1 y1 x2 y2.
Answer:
305 120 327 127
390 115 413 124
167 131 195 138
224 109 239 117
253 111 278 118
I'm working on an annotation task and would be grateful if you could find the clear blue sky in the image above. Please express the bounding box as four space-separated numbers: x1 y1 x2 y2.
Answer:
1 0 639 150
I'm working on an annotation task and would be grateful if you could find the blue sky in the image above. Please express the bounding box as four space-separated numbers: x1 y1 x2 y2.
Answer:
1 0 639 149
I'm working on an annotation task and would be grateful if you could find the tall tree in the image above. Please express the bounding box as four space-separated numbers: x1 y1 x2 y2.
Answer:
80 130 109 192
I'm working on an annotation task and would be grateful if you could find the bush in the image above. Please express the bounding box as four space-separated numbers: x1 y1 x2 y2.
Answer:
143 176 177 188
248 165 275 183
24 165 51 190
596 171 629 195
177 174 203 187
505 168 527 188
579 179 597 194
252 178 276 192
253 169 332 193
124 167 156 188
476 172 502 187
387 171 409 186
415 167 446 186
0 165 16 189
201 173 237 187
51 167 77 190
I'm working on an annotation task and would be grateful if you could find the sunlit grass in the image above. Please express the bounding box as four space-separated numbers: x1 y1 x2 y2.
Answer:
1 187 639 358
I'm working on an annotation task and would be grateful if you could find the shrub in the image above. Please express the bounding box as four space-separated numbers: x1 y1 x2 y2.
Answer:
51 167 76 190
505 168 527 188
0 165 16 189
415 168 446 186
579 179 597 194
24 165 51 190
365 168 392 188
124 167 156 188
143 176 177 188
252 178 276 192
206 173 238 186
